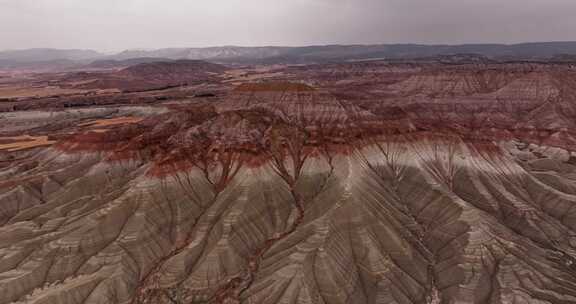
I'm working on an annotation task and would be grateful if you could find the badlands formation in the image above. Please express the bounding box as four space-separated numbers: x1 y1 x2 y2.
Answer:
2 60 576 304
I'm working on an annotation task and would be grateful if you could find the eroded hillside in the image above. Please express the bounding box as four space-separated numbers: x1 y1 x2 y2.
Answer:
2 62 576 304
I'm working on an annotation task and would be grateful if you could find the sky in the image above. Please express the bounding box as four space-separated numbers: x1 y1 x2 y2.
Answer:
1 0 576 51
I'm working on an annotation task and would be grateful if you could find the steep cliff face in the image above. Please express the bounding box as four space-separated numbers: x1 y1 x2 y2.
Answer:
3 64 576 304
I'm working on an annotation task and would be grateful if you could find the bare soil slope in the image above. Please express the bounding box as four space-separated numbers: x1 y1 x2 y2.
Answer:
2 62 576 304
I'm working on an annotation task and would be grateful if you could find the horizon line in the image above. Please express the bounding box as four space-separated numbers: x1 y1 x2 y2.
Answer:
3 40 576 54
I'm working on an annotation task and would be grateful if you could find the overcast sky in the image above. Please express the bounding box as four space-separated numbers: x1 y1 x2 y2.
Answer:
1 0 576 51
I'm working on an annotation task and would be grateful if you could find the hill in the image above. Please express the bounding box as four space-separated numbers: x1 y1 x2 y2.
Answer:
60 59 227 92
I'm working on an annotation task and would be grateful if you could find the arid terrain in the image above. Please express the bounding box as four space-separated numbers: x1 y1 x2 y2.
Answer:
2 57 576 304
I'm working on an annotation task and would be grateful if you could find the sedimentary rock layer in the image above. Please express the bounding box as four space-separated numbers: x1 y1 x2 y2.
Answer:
2 63 576 304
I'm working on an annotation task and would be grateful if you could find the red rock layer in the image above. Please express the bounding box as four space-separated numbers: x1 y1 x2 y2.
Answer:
56 75 576 177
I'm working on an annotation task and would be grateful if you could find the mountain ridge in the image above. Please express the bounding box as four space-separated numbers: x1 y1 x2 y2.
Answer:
5 42 576 67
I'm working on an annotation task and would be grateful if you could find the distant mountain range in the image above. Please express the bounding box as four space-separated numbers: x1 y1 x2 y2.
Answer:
3 42 576 69
0 48 102 62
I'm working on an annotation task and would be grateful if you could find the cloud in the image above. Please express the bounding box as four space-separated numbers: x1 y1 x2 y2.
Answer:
1 0 575 50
